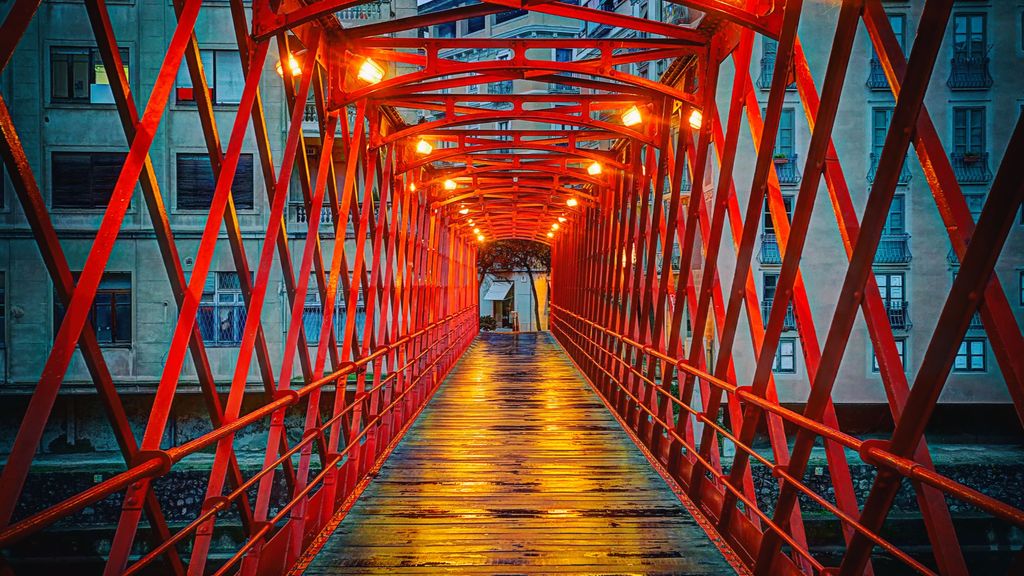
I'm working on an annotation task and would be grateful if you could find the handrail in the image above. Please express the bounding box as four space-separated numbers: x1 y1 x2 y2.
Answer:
0 306 476 550
549 304 1024 529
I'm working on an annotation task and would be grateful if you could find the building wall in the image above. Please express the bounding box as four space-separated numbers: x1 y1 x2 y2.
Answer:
479 271 550 332
0 0 414 455
713 0 1024 404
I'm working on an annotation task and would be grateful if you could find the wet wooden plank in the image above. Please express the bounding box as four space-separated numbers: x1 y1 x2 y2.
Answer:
302 332 735 575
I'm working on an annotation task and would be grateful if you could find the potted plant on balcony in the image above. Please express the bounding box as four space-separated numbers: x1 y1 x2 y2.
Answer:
773 152 789 165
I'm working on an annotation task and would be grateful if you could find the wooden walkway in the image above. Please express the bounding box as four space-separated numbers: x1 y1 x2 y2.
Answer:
301 332 735 575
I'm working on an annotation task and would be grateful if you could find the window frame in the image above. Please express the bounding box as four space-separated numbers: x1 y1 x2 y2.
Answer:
54 272 132 348
175 48 244 106
50 150 130 210
773 338 797 374
952 13 987 59
954 337 987 373
872 337 906 373
49 45 130 105
175 152 255 211
952 106 986 155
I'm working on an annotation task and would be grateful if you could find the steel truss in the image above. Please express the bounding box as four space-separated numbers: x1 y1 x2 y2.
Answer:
0 0 1022 574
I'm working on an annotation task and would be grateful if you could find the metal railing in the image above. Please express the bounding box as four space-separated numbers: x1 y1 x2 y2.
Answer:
866 56 888 89
335 0 385 21
761 300 796 331
549 305 1024 576
867 152 912 185
756 56 795 91
885 300 912 331
772 153 801 185
874 233 912 264
950 152 993 184
759 232 781 265
947 53 992 90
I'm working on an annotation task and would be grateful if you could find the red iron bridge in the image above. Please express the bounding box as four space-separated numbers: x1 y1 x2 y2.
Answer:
0 0 1023 574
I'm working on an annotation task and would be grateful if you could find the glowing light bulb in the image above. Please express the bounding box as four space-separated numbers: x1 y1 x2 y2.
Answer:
409 182 416 192
415 139 433 155
473 227 480 234
443 179 457 190
558 216 566 223
275 54 302 77
477 234 485 242
587 161 602 176
566 197 578 207
547 231 555 238
468 219 474 225
357 57 385 84
551 223 560 230
459 207 470 215
621 105 642 126
688 109 703 130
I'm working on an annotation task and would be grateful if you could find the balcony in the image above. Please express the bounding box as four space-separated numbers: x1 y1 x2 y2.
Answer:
867 153 912 185
335 0 385 22
773 153 801 186
759 233 782 265
947 53 992 90
885 300 912 331
551 83 580 95
756 56 796 91
292 202 334 227
866 57 888 90
302 102 319 133
761 300 796 331
874 233 912 265
950 152 993 184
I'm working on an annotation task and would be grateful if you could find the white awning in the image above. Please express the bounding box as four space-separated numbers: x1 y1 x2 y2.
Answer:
482 282 513 301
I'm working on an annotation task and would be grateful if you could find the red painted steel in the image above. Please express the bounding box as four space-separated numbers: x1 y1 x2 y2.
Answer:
1 0 1023 574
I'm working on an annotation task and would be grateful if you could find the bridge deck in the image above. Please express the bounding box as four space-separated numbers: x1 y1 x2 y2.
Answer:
301 332 735 575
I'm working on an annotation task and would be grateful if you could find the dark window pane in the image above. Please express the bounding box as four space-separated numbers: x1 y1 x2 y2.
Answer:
52 152 128 209
177 153 254 210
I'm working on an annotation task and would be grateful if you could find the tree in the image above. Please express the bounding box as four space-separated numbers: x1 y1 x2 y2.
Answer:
477 240 551 330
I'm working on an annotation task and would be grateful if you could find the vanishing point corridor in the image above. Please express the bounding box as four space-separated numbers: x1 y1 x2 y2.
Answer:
298 333 735 575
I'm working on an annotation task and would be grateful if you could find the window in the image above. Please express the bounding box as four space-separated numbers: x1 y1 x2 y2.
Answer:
954 338 986 372
198 272 249 346
876 272 904 308
51 151 128 209
953 107 985 154
757 38 795 90
776 108 795 157
869 108 912 184
54 273 131 346
435 21 455 38
466 16 485 34
175 49 244 105
872 337 906 373
176 153 254 210
51 46 129 104
302 281 367 344
762 195 793 236
953 14 987 60
773 338 796 373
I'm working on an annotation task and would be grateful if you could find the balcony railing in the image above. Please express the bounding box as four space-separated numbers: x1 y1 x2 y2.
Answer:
885 300 912 331
950 152 993 184
761 300 796 331
759 233 782 265
197 303 247 346
292 202 334 226
866 57 888 90
335 0 384 21
773 153 801 186
947 53 992 90
551 83 580 94
874 233 912 265
756 56 796 91
867 152 912 185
